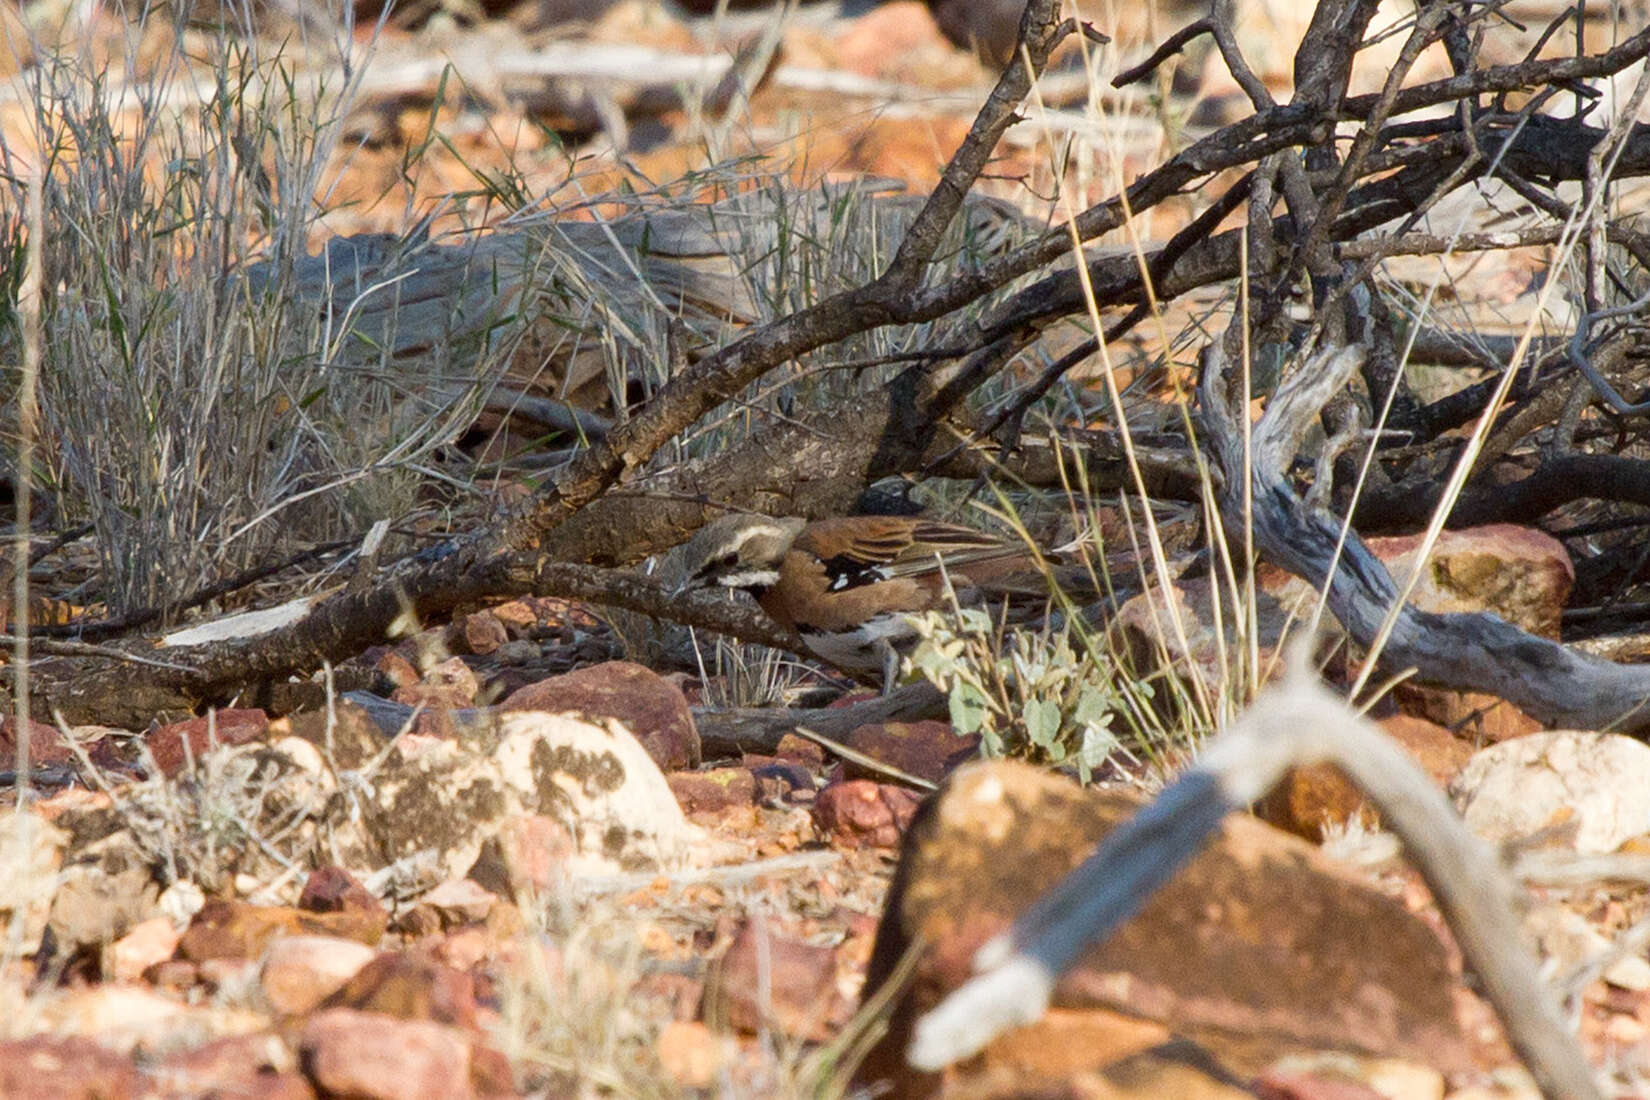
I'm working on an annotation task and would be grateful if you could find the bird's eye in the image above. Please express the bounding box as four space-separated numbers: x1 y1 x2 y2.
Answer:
693 552 738 579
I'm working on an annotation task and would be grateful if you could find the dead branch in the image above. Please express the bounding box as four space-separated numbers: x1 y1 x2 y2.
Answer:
1200 342 1650 732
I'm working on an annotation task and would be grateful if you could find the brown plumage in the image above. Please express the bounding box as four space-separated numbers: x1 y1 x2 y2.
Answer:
676 513 1072 684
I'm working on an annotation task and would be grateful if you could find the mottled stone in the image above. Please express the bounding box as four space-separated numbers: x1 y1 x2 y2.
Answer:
503 660 700 771
857 761 1470 1097
813 780 922 848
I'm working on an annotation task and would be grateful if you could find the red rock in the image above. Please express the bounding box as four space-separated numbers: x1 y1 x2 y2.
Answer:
299 1008 473 1100
144 709 269 777
842 720 977 784
813 780 922 848
502 660 700 771
261 935 378 1016
461 611 510 656
0 1035 138 1100
838 1 981 85
0 714 78 767
299 865 382 916
1368 525 1571 742
321 950 479 1031
856 761 1471 1097
668 767 758 814
1258 717 1478 841
774 733 826 768
1253 1070 1388 1099
705 919 844 1041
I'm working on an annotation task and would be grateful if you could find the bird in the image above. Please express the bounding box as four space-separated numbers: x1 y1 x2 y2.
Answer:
673 512 1080 687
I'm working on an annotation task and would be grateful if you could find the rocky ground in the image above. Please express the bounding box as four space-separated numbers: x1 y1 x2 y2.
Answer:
4 0 1650 1098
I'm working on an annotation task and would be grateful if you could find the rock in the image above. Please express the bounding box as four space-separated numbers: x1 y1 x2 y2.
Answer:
942 1007 1253 1099
0 811 67 955
655 1020 729 1090
460 611 510 656
0 714 77 767
856 761 1470 1096
145 709 269 777
141 1031 311 1100
1365 525 1572 637
105 916 182 983
503 660 701 771
668 767 758 814
260 935 378 1015
402 878 498 931
842 720 977 784
774 733 826 768
178 899 381 962
393 656 482 711
1255 1053 1445 1100
1257 716 1473 841
466 814 576 898
704 919 845 1041
1370 526 1571 742
144 958 200 992
375 648 422 688
813 780 922 849
1451 731 1650 853
0 1035 139 1100
277 702 385 769
837 2 983 86
48 827 161 955
299 1008 474 1100
31 983 259 1056
321 950 479 1030
365 710 706 876
297 865 388 943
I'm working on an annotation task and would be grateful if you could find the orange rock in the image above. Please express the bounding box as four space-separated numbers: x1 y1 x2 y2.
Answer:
1256 716 1472 841
656 1020 728 1090
460 611 509 657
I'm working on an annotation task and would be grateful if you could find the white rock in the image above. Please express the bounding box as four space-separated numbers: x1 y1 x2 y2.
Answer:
1450 731 1650 853
1604 953 1650 992
0 812 67 955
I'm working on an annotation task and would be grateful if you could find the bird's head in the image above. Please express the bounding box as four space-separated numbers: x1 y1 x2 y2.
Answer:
672 514 807 595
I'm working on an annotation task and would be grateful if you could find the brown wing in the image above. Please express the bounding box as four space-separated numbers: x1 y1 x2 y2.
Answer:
796 517 1032 585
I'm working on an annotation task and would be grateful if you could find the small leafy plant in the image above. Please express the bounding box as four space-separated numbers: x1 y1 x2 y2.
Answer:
905 607 1155 782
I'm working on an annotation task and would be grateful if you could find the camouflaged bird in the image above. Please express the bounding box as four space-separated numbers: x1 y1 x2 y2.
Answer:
676 513 1073 686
